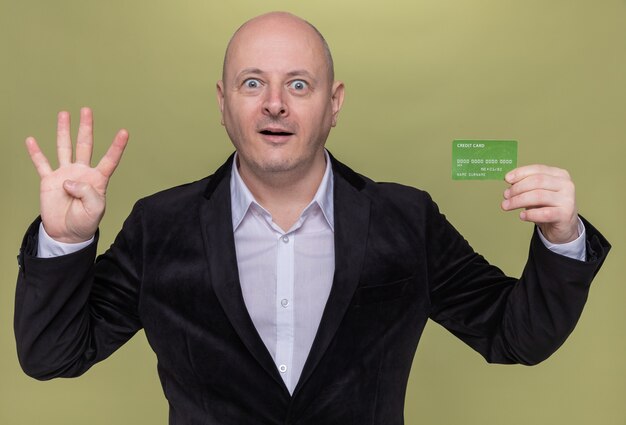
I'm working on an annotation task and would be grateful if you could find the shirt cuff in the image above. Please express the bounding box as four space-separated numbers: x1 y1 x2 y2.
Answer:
37 222 95 258
536 217 586 262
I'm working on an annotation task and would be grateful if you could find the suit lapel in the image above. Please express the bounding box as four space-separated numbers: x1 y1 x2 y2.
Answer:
293 157 371 396
199 157 288 394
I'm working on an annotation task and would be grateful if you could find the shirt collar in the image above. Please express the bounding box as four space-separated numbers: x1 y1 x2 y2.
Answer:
230 150 334 232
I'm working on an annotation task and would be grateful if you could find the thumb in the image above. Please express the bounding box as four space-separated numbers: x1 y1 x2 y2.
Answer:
63 180 105 214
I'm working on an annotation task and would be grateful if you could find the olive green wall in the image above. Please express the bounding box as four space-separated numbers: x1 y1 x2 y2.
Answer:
1 1 624 424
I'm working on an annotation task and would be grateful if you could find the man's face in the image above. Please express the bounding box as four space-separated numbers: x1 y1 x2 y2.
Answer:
217 15 344 178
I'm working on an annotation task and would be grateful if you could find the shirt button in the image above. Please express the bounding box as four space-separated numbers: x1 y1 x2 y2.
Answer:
281 235 289 243
281 299 289 308
279 364 287 373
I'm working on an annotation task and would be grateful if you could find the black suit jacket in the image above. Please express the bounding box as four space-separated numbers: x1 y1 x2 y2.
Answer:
15 154 610 424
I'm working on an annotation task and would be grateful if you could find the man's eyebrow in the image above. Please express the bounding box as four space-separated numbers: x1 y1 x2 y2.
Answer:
286 70 317 83
235 68 318 83
236 68 264 78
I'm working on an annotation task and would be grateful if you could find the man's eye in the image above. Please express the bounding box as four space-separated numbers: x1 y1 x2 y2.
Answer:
289 80 308 91
243 79 261 88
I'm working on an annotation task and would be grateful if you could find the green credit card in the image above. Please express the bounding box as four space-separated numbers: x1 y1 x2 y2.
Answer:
452 140 517 180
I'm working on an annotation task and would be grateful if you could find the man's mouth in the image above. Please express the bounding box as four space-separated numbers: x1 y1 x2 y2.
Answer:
259 129 294 136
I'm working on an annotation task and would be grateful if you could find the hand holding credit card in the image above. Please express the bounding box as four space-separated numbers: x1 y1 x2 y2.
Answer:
450 139 580 244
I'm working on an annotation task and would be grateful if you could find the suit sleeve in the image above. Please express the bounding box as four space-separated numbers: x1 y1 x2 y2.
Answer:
424 193 611 365
14 202 145 380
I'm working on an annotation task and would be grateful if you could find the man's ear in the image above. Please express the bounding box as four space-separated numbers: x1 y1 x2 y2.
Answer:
330 81 345 127
216 80 225 125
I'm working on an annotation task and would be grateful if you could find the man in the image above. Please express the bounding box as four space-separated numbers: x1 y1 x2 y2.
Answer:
15 11 610 424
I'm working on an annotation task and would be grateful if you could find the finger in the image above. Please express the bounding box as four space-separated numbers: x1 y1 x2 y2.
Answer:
96 129 129 178
519 207 568 225
503 173 571 200
63 180 104 214
62 180 104 240
501 189 563 212
75 107 94 165
56 111 72 166
25 137 53 177
505 164 570 185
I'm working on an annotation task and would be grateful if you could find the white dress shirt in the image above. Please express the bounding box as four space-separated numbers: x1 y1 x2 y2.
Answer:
36 152 587 394
230 151 335 393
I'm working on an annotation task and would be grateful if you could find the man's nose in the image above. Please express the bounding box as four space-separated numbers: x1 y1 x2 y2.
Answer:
262 86 288 117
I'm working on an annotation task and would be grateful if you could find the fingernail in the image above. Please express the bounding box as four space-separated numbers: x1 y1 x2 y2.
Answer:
502 200 509 209
504 189 510 199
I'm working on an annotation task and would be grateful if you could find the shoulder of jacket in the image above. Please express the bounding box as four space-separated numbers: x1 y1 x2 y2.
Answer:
134 175 213 213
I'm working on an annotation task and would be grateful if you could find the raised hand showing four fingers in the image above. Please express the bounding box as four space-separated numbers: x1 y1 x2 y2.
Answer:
25 107 129 243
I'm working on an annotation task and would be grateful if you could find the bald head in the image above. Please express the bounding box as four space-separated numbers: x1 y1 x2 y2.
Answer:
215 11 345 184
222 12 335 85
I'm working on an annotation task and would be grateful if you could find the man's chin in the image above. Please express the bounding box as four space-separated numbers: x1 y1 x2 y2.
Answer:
256 160 298 174
237 149 324 178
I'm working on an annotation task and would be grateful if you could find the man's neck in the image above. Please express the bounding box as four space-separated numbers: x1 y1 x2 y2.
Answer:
236 151 328 232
